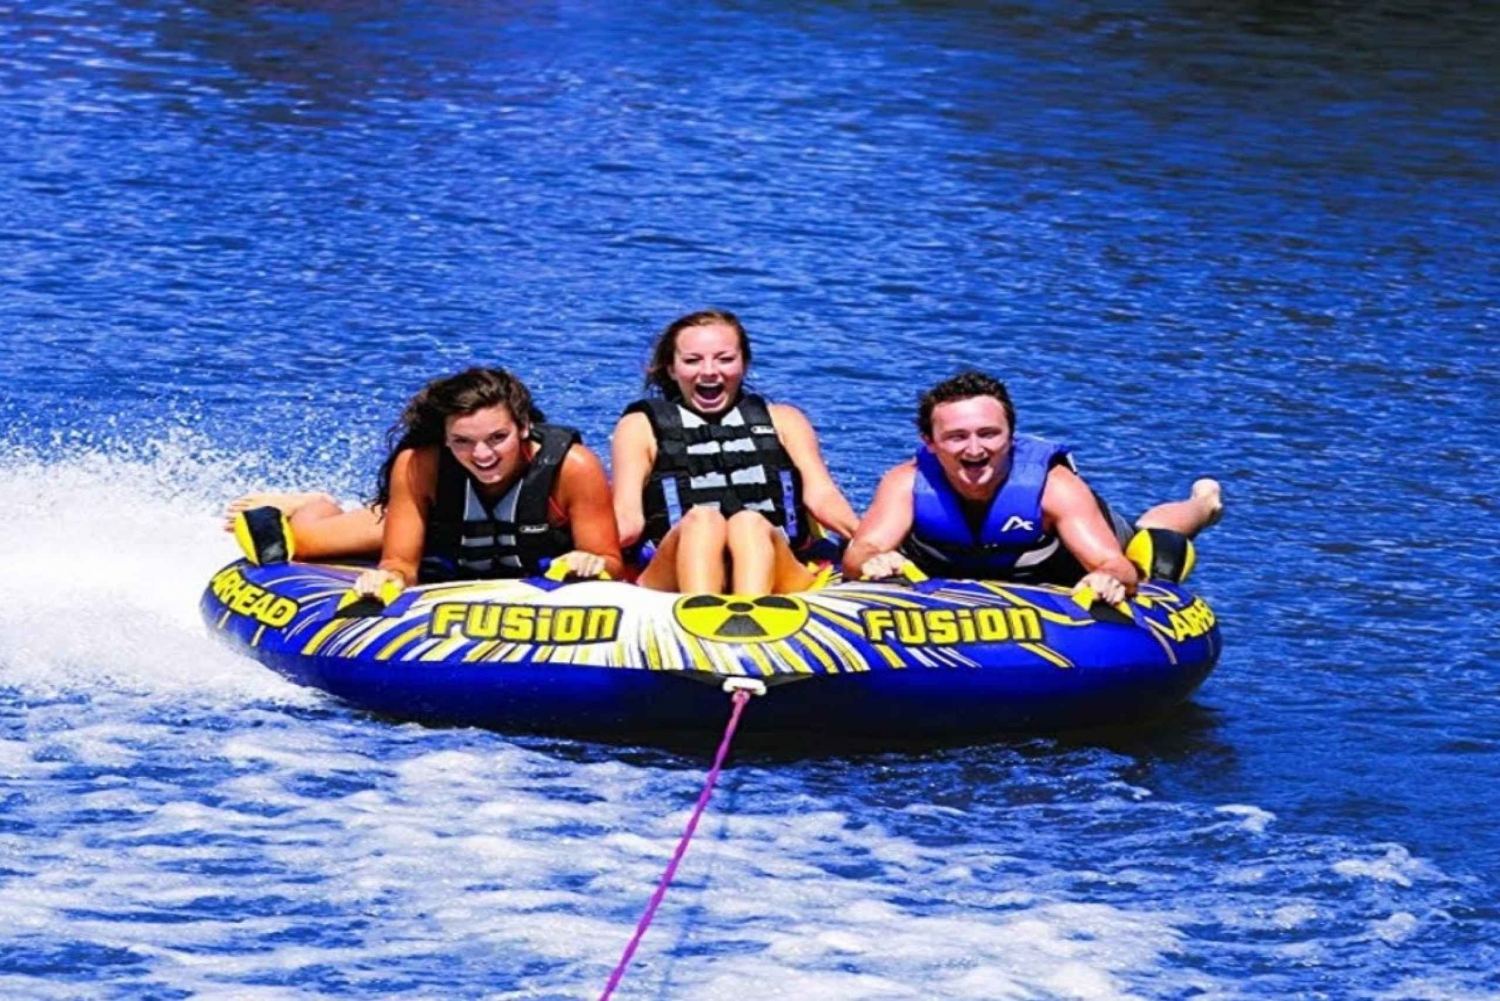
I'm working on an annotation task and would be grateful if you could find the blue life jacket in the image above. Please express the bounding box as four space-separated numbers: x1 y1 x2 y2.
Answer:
902 435 1075 581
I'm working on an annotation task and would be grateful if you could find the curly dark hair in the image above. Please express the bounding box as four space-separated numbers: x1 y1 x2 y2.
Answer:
917 371 1016 439
374 367 544 509
643 309 753 399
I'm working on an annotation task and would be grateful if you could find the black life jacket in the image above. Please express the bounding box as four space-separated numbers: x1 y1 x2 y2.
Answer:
419 424 578 582
625 393 808 548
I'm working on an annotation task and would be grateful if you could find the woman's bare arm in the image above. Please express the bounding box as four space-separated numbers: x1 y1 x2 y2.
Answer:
354 447 435 596
610 411 656 548
555 444 626 579
770 403 859 538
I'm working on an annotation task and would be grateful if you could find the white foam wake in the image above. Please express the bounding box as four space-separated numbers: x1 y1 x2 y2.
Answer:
0 433 314 703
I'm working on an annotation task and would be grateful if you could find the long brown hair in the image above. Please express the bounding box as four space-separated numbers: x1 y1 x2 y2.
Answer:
643 309 753 400
374 367 544 508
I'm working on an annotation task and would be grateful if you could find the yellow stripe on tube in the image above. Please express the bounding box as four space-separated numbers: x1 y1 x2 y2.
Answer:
374 625 428 661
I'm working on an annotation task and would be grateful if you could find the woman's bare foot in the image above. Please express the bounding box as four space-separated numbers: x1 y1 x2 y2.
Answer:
223 492 336 531
1191 478 1223 529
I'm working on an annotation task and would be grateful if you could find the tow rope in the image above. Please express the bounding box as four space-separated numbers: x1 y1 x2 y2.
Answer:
597 678 764 1000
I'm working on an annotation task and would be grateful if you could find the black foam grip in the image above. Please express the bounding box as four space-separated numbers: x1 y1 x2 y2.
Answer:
334 596 387 619
242 506 291 565
1148 529 1190 582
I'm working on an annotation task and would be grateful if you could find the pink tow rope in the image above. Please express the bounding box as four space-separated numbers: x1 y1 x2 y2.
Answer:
597 683 758 1001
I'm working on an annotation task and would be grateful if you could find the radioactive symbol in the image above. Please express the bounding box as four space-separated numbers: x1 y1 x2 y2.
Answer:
673 594 810 643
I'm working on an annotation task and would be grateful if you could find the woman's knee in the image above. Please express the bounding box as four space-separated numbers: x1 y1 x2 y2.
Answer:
288 495 343 528
678 505 728 540
725 509 775 547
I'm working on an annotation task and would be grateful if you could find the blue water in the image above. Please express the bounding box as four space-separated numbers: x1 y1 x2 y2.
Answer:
3 1 1497 997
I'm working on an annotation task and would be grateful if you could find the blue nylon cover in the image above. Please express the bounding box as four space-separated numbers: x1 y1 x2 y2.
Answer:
911 435 1070 549
200 558 1221 741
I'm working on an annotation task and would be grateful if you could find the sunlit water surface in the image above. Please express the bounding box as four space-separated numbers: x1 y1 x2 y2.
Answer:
2 1 1497 997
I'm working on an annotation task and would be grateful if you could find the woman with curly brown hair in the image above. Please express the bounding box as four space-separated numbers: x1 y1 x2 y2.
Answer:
226 367 622 597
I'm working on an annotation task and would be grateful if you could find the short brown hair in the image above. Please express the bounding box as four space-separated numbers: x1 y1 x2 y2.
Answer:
918 371 1016 438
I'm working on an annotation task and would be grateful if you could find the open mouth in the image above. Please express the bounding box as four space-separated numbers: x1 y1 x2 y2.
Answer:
958 455 989 472
693 382 727 405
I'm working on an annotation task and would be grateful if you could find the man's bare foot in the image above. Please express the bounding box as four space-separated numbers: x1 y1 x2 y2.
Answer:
223 492 336 531
1191 478 1223 529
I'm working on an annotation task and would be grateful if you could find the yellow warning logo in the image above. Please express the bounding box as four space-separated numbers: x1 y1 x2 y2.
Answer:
673 594 810 643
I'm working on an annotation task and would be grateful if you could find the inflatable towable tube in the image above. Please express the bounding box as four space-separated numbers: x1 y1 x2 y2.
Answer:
200 561 1221 739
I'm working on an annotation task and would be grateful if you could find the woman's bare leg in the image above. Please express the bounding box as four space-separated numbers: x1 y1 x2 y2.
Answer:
726 511 776 595
638 507 730 593
675 507 730 593
225 492 383 560
726 511 815 596
288 504 384 560
636 524 684 591
769 535 817 595
1136 478 1223 538
223 492 335 530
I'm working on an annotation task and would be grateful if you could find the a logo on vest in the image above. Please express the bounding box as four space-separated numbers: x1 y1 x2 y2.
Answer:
750 424 776 435
1001 516 1035 532
518 524 549 534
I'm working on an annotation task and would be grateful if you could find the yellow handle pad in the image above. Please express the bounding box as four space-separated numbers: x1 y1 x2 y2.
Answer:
544 560 611 582
805 562 838 591
900 561 930 583
1070 584 1098 610
1072 585 1145 625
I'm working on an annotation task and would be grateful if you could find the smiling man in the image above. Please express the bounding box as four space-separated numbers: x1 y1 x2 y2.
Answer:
844 372 1222 603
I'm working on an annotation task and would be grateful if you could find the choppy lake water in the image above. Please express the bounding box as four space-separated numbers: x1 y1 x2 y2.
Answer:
2 2 1497 997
